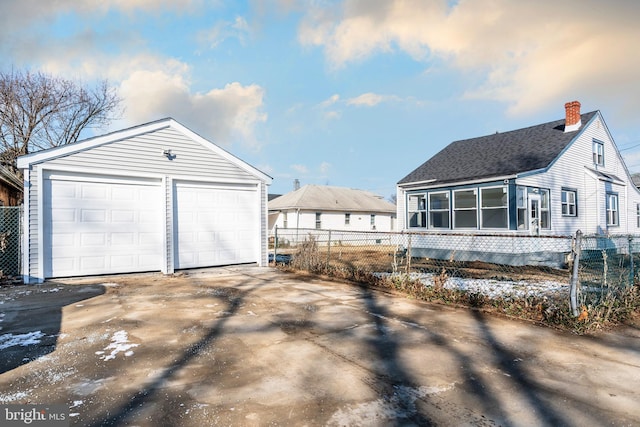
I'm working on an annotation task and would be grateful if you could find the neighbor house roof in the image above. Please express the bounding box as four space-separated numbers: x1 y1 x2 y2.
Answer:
0 165 23 192
398 111 599 186
269 185 396 213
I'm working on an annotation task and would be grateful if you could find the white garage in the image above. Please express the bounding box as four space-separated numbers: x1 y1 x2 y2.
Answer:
18 118 272 283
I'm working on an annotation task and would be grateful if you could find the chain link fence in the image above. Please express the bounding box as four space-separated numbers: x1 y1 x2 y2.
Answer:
270 227 639 314
0 207 22 279
574 233 639 315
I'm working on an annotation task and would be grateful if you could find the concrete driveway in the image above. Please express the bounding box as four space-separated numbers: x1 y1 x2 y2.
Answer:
1 266 639 426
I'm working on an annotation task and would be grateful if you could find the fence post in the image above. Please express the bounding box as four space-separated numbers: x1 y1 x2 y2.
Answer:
629 235 634 287
273 225 278 265
327 230 332 270
569 230 582 317
406 233 412 274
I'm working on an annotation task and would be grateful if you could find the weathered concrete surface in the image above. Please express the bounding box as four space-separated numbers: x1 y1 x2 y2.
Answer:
1 266 639 426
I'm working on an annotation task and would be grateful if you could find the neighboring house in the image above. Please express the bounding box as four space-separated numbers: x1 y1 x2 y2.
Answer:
269 185 397 232
17 118 272 283
0 165 23 206
397 101 640 238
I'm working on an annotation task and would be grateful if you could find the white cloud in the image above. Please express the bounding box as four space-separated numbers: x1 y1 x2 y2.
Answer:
320 94 340 108
347 93 383 107
119 68 266 148
324 110 341 120
291 164 308 174
319 161 331 174
199 16 252 48
298 0 640 117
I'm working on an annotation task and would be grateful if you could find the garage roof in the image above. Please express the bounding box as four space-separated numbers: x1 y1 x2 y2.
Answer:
17 117 273 184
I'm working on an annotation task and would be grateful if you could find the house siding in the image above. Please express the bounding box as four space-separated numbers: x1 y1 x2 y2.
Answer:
42 128 256 182
273 210 395 232
516 115 640 235
259 181 268 266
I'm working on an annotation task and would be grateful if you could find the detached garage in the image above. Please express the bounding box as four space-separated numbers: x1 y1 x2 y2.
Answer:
17 118 272 283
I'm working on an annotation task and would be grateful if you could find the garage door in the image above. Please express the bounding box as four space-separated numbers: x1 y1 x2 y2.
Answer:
174 182 258 269
43 174 163 278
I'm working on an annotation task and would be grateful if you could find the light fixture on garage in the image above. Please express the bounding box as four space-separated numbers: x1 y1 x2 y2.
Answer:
163 149 175 160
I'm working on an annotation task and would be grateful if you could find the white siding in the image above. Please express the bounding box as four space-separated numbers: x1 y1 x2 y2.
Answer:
43 128 256 182
517 115 640 235
272 210 396 232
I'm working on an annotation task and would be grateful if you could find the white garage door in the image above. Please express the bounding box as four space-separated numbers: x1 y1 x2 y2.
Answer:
43 174 163 278
174 182 258 269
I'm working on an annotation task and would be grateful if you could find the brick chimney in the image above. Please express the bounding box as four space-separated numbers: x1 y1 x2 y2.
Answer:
564 100 581 132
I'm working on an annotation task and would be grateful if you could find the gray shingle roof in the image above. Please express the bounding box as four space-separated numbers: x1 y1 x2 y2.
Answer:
398 111 598 185
268 185 396 213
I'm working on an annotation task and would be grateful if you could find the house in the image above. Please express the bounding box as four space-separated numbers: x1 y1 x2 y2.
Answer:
0 165 23 206
396 101 640 266
269 184 397 232
17 118 272 283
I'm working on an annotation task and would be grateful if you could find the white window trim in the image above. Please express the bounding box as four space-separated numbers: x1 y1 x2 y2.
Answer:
561 189 577 217
606 193 619 227
593 140 605 166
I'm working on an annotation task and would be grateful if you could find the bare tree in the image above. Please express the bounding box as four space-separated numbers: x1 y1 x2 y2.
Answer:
0 69 122 174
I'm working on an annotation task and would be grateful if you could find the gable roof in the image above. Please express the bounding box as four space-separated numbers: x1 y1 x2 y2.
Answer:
398 111 598 186
16 117 272 184
269 184 396 213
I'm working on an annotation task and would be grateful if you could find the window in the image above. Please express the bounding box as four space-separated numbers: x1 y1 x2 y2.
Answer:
370 214 376 230
315 212 322 229
429 192 450 229
593 140 604 166
540 189 550 229
606 194 619 226
345 213 350 225
637 204 640 228
561 189 577 216
283 212 288 228
516 186 528 229
453 189 477 228
480 187 508 228
408 194 426 227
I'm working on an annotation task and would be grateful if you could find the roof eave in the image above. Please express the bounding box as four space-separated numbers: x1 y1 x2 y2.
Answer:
398 174 517 190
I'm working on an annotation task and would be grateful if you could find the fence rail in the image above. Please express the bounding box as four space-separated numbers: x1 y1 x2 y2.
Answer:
271 227 639 314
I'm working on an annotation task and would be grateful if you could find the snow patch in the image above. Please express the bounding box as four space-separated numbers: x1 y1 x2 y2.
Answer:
0 331 46 350
96 330 139 361
0 391 29 403
376 272 567 299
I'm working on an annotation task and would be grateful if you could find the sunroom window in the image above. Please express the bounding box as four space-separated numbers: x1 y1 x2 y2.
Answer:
407 194 426 228
480 187 508 228
453 189 477 228
429 192 450 229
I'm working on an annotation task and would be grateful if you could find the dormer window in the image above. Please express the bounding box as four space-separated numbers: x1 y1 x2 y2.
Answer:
593 140 604 166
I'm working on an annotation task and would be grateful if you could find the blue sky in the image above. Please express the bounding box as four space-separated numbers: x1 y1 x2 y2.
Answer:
2 0 639 198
